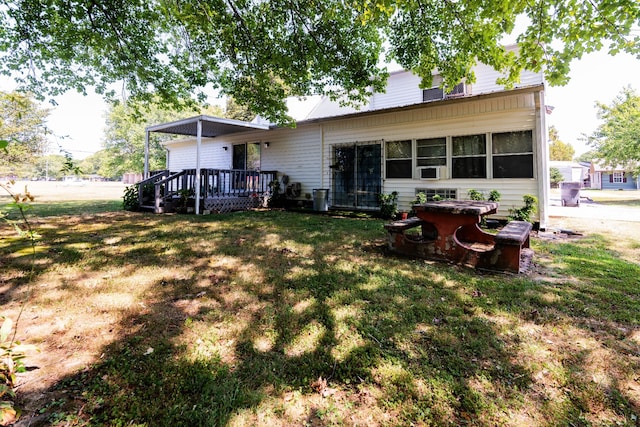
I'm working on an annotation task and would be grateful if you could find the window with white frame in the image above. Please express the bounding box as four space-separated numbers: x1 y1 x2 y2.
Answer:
385 140 412 178
416 137 446 166
384 130 535 180
613 172 624 183
415 188 457 201
492 130 534 178
452 134 487 178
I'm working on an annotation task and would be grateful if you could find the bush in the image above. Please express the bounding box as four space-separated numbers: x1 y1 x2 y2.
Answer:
379 191 398 219
467 189 501 202
509 194 538 222
122 185 139 211
267 180 285 208
1 317 36 425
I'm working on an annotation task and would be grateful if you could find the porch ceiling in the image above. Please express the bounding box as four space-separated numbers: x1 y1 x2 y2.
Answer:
146 115 270 138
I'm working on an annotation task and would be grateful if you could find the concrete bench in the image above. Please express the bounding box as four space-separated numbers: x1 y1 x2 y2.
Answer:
490 221 533 273
383 217 424 233
384 217 438 257
495 220 532 247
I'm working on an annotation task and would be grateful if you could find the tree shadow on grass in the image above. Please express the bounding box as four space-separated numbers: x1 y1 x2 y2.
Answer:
6 211 640 425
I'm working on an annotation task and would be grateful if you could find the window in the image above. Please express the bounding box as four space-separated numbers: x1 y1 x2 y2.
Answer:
612 172 625 183
452 134 486 178
415 188 457 201
417 138 446 167
232 142 261 171
385 140 412 178
422 82 466 102
423 87 444 102
492 131 533 178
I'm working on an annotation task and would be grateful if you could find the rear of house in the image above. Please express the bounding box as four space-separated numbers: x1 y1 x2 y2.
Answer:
149 56 551 228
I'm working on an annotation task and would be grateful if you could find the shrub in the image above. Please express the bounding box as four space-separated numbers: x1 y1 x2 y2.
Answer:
467 189 501 202
122 185 139 211
467 189 484 201
488 190 501 202
379 191 398 219
267 179 285 208
0 178 38 425
1 317 36 425
509 194 538 222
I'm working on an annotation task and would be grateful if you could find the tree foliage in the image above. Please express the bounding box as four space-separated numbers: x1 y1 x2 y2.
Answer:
225 97 255 122
548 125 575 161
0 91 52 177
1 1 639 124
549 167 564 187
101 100 224 178
588 86 640 176
575 150 598 163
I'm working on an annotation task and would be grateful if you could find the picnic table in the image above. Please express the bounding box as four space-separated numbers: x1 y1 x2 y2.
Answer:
384 200 533 273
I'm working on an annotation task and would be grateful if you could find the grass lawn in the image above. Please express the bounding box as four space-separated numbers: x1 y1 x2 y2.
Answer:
580 189 640 208
1 186 639 426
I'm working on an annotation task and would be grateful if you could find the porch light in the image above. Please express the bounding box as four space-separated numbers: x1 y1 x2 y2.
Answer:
223 146 228 151
264 142 270 148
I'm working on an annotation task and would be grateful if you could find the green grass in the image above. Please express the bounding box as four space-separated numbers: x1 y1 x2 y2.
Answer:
580 189 640 208
0 199 123 217
2 207 639 426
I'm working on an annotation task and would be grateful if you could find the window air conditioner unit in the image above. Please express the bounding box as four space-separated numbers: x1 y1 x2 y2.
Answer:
419 166 441 180
445 82 466 98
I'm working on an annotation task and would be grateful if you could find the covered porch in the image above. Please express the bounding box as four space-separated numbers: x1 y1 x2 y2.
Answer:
137 168 277 213
142 115 274 214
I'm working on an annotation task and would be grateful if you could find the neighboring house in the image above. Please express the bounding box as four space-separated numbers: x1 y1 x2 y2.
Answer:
143 49 551 228
549 161 590 187
589 163 639 190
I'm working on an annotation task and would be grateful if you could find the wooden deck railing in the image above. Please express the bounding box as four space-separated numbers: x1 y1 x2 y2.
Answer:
138 169 278 213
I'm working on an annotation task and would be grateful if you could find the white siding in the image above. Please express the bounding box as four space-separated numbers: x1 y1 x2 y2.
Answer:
370 71 423 110
161 88 546 223
306 67 543 120
165 125 324 200
259 125 323 196
320 91 543 220
472 62 544 94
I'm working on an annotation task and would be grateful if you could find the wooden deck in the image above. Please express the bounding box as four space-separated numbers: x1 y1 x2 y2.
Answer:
137 169 277 213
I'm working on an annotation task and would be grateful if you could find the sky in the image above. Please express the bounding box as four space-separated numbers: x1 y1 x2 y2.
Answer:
544 50 640 156
3 49 640 160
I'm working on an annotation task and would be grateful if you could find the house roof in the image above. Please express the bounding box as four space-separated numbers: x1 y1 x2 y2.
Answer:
591 162 638 172
297 84 545 125
145 115 270 137
146 83 545 138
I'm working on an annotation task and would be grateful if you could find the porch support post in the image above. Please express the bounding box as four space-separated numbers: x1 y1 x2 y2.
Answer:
535 89 550 230
144 130 150 178
195 118 202 215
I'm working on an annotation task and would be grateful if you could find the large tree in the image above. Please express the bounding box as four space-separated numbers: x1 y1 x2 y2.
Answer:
548 125 575 161
101 100 223 178
587 86 640 175
0 91 51 176
1 1 639 124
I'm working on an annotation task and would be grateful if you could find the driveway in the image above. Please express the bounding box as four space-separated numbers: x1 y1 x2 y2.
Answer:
547 193 640 222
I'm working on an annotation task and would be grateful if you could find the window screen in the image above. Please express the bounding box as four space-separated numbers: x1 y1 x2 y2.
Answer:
417 138 446 167
385 140 412 178
492 131 533 178
452 134 486 178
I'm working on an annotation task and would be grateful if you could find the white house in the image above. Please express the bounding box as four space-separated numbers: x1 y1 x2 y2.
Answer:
549 161 590 187
144 57 550 228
